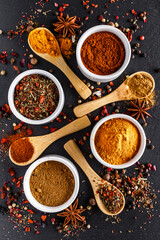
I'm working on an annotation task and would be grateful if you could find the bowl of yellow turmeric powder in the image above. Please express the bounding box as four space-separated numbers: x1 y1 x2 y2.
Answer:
90 114 146 169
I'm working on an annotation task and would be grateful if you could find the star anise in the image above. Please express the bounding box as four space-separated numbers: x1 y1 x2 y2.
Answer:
57 199 86 228
53 14 80 37
128 99 152 123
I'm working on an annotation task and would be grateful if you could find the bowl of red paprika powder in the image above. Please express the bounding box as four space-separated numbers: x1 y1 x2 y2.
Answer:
8 69 65 125
76 25 131 83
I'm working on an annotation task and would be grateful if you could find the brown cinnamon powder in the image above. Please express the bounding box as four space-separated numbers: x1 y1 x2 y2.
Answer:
30 161 75 206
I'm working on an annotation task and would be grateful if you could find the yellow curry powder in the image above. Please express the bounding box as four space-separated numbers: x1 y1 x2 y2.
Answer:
28 28 61 57
95 118 140 165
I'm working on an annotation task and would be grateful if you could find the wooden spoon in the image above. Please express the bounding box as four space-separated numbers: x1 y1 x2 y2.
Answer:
9 116 91 166
74 71 155 117
64 140 125 216
28 27 91 100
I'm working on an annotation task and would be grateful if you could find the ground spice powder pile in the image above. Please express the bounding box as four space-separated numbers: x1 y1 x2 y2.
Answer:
95 118 140 165
127 74 153 98
28 28 61 57
81 32 125 75
10 138 34 163
30 161 75 207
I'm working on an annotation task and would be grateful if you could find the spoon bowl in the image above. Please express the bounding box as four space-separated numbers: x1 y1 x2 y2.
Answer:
64 140 125 216
73 71 155 118
28 27 91 100
9 116 91 166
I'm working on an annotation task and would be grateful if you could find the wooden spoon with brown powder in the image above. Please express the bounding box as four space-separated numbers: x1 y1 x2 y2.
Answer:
28 27 91 100
64 140 125 216
74 71 155 118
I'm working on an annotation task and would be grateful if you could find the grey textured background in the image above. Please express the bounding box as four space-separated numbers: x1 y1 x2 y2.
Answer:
0 0 159 239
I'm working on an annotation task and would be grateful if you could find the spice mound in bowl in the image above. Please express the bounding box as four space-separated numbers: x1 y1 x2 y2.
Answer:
94 118 140 165
81 32 125 75
30 161 75 207
14 74 59 120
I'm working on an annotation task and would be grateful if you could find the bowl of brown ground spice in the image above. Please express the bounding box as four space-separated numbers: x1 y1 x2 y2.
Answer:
76 25 131 83
90 114 146 169
23 155 79 213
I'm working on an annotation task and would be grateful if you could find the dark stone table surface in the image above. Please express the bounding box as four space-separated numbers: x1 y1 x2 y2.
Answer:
0 0 159 239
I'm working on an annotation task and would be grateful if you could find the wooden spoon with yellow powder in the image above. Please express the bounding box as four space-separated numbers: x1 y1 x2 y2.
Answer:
74 71 155 117
28 27 91 100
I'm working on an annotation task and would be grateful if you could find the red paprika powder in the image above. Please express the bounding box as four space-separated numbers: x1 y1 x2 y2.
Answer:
81 31 125 75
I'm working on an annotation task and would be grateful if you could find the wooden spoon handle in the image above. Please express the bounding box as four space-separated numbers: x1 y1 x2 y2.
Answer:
74 90 119 117
55 57 91 100
64 140 100 182
46 115 91 145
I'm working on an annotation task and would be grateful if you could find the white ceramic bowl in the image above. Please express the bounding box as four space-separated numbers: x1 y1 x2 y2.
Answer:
23 155 79 213
90 114 146 169
76 25 131 83
8 69 65 125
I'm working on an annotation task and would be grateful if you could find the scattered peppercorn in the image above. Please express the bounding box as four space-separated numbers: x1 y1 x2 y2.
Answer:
89 198 96 206
30 57 38 65
0 70 6 75
140 35 145 40
149 144 155 150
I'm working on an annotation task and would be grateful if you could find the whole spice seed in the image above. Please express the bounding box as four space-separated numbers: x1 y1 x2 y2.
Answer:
57 198 85 228
14 74 59 120
128 99 152 123
53 14 81 37
0 70 6 76
10 138 34 163
98 184 123 214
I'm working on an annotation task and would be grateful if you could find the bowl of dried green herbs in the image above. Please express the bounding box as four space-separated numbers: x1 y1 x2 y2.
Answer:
8 69 64 125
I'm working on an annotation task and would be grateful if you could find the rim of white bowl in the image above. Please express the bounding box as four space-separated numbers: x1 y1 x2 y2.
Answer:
90 114 146 169
76 25 131 83
23 155 79 213
8 69 65 125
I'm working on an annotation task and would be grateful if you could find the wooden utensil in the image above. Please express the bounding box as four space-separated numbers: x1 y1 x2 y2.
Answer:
28 27 91 100
64 140 125 216
9 116 91 166
74 71 155 117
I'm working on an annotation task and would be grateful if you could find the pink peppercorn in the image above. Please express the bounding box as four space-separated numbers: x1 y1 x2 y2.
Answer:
152 165 156 171
140 36 145 40
147 163 152 168
116 16 119 19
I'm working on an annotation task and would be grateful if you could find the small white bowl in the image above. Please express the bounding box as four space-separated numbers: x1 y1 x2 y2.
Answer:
76 25 131 83
90 114 146 169
23 155 79 213
8 69 65 125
